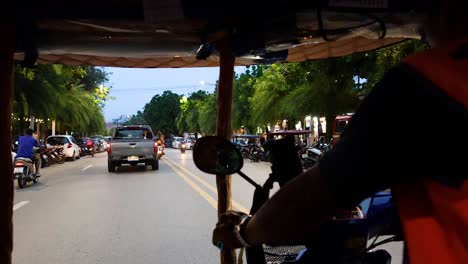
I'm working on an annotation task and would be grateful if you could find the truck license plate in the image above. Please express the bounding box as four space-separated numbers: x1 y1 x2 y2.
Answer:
14 167 24 174
127 156 139 161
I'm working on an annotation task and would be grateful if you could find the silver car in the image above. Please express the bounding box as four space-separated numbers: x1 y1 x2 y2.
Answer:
172 137 183 149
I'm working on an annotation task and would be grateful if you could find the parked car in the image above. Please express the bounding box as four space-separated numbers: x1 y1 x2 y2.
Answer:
172 137 183 149
182 139 196 149
46 135 81 161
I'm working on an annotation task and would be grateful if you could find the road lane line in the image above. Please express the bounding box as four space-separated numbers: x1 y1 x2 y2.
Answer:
165 157 249 213
163 160 218 209
82 165 93 171
13 201 30 211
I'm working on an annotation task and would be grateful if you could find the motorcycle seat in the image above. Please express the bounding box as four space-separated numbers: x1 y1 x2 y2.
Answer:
15 157 33 163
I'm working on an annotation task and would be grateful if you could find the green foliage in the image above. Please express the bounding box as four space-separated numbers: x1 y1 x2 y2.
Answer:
124 111 146 125
198 92 218 135
13 63 109 135
364 40 428 90
176 90 210 136
125 40 427 140
143 90 181 135
232 66 263 133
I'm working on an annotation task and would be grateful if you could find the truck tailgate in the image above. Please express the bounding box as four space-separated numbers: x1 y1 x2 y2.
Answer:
111 139 155 157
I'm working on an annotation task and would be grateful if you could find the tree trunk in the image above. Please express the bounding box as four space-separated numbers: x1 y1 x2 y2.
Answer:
325 113 335 143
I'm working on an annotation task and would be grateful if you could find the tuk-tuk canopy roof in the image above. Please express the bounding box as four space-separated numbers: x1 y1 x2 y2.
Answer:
232 134 259 139
12 0 426 68
267 130 312 136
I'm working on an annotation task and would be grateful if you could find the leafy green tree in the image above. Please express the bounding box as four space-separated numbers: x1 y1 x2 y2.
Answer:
283 58 359 139
176 90 210 137
13 63 109 136
364 40 428 91
232 66 264 134
198 92 218 135
250 64 298 130
143 90 181 135
124 111 146 125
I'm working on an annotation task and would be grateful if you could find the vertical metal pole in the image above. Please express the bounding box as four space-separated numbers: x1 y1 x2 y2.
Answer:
215 37 236 264
0 24 15 264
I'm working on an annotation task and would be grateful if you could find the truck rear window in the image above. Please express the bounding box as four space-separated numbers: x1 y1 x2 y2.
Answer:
114 128 153 139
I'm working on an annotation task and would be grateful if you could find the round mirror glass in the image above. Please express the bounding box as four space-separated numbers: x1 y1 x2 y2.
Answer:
193 136 243 175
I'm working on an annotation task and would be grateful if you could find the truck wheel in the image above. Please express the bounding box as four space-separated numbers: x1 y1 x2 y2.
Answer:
108 160 116 172
151 160 159 170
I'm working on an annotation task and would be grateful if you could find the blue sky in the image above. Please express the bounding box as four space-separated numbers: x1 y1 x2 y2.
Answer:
103 66 246 122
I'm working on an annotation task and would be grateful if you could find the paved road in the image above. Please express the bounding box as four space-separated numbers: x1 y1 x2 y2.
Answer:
13 148 403 264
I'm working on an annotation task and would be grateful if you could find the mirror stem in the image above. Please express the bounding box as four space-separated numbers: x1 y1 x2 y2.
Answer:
237 171 262 189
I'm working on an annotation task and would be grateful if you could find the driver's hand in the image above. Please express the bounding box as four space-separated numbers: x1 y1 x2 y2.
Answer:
212 211 249 250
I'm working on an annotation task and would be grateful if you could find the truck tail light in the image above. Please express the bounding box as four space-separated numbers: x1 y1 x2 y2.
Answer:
107 143 112 154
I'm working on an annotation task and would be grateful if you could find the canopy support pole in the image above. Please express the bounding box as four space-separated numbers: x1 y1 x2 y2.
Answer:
0 24 15 264
215 37 236 264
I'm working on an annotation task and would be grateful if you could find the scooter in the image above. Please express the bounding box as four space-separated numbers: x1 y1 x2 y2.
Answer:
193 136 400 264
87 145 96 157
13 156 39 189
180 143 187 153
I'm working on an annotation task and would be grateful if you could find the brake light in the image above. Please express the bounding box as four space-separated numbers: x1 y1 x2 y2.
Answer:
107 143 112 154
153 142 158 153
15 162 25 167
67 143 72 148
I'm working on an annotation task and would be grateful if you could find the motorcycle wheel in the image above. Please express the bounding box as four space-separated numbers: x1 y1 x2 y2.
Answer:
33 176 39 183
17 175 26 189
58 155 65 164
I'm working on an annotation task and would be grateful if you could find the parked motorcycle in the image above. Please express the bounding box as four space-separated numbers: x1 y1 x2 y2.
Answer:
43 146 66 165
13 157 39 188
193 136 400 264
299 137 333 169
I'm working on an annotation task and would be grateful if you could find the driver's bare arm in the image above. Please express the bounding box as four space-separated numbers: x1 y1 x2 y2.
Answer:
243 165 335 245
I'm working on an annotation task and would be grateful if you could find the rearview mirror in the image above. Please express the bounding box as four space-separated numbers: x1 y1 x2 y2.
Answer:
193 136 243 175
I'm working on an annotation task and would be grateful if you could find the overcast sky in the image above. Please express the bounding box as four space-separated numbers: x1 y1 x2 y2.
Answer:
103 66 246 122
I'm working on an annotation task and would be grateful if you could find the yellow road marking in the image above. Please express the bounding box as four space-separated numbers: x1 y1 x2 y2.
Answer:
164 157 249 214
163 159 218 209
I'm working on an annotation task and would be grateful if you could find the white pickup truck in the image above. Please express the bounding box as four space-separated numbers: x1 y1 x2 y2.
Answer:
107 125 159 172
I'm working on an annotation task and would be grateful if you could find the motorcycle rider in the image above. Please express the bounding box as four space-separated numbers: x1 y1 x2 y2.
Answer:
16 128 41 177
213 1 468 263
85 137 95 155
157 131 165 156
